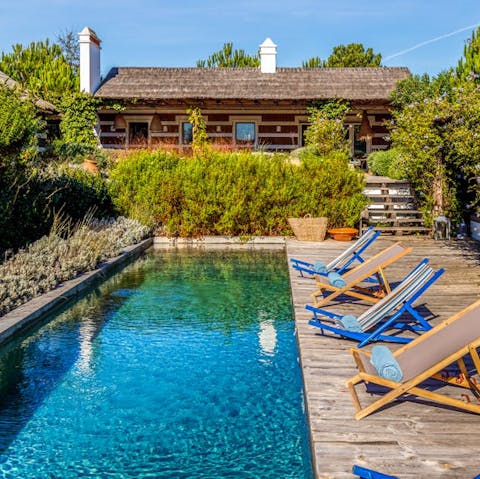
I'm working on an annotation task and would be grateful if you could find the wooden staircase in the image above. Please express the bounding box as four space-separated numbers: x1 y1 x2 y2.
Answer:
360 176 430 235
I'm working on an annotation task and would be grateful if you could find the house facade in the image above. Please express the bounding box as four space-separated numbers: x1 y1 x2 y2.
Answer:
80 28 410 156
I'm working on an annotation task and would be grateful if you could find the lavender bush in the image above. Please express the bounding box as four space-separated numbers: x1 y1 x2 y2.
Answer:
0 216 150 316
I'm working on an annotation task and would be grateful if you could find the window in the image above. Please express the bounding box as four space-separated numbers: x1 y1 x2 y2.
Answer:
128 122 149 147
182 122 193 144
300 124 310 147
235 122 255 145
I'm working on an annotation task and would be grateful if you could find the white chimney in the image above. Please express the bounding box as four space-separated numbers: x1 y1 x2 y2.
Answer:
79 27 101 94
259 38 277 73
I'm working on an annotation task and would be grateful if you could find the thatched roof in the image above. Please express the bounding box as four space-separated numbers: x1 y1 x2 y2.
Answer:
95 66 410 101
0 69 57 112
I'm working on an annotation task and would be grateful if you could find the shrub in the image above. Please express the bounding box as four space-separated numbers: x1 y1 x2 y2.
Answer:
0 85 43 161
389 80 480 224
109 149 367 236
0 164 115 255
367 148 406 179
0 216 150 316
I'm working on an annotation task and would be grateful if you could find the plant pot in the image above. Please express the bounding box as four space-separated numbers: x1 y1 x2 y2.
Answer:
328 227 359 241
82 158 99 174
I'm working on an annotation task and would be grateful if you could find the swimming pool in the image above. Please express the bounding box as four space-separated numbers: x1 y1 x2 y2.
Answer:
0 248 312 478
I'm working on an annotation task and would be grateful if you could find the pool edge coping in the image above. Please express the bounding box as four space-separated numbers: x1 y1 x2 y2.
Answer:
285 248 319 479
154 235 288 245
0 237 153 345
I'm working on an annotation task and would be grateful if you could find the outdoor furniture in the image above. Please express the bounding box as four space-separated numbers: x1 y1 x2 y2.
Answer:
307 259 444 347
290 226 380 277
347 300 480 420
353 465 398 479
310 242 412 308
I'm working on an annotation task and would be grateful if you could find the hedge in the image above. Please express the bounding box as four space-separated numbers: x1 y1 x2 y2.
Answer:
109 149 368 236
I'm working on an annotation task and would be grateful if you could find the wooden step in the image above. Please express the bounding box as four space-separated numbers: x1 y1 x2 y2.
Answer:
365 194 415 200
365 175 409 185
362 176 428 235
368 210 424 216
367 203 422 214
392 211 423 217
367 218 425 224
370 225 431 232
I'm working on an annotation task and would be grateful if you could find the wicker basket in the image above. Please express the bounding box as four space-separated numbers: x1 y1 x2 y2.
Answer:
288 216 328 241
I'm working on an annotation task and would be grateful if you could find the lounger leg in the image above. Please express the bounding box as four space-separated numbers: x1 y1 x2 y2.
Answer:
353 385 409 420
347 378 363 414
407 386 480 415
458 356 480 398
404 303 431 330
469 346 480 377
377 267 391 295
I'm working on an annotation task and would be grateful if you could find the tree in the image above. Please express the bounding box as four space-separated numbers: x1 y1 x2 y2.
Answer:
389 82 480 224
0 85 43 162
456 26 480 82
57 30 80 75
0 39 78 104
323 43 382 67
389 71 455 109
302 57 322 68
304 101 350 156
196 42 259 68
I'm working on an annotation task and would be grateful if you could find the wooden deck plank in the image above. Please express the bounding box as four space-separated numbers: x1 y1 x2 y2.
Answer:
286 237 480 479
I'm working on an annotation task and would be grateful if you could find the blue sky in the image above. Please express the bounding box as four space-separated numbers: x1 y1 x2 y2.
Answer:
1 0 479 77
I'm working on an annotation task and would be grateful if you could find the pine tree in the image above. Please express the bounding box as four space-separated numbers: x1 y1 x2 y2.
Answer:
456 26 480 82
302 57 322 68
0 40 78 104
196 42 259 67
57 30 80 75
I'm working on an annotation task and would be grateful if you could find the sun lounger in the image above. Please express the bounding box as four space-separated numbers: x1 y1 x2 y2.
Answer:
310 242 412 308
307 259 444 347
354 464 479 479
353 465 399 479
290 227 380 277
347 300 480 420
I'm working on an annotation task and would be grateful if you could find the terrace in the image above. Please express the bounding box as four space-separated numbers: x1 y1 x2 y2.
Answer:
288 236 480 478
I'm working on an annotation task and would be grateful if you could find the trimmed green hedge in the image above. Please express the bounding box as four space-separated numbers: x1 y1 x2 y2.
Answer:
109 149 368 236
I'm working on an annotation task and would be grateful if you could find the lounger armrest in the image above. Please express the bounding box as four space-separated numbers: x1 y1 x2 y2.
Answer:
289 258 312 267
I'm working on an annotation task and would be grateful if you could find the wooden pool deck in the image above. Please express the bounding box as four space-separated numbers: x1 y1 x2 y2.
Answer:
286 237 480 479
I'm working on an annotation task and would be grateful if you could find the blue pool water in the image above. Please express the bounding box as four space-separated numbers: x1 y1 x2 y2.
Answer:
0 249 312 478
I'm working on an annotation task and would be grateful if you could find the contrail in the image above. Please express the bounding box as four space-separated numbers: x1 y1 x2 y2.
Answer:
384 23 480 61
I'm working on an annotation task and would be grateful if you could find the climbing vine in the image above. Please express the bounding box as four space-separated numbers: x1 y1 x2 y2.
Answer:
55 91 100 161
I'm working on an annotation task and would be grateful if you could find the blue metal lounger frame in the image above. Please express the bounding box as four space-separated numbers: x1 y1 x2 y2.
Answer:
353 465 399 479
307 258 445 348
290 227 380 277
354 465 479 478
